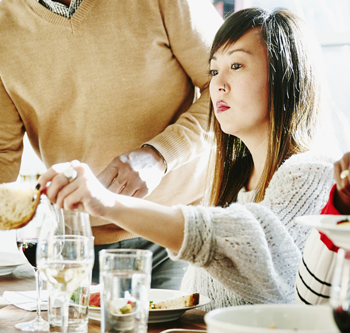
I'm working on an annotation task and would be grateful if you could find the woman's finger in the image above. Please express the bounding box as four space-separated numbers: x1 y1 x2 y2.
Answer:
37 162 71 190
55 176 81 209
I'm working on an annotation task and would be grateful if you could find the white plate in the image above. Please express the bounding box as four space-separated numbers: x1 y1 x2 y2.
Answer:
296 214 350 250
0 252 27 276
88 288 211 323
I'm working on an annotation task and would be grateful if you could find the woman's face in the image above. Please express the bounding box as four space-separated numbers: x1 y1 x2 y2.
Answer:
209 28 269 144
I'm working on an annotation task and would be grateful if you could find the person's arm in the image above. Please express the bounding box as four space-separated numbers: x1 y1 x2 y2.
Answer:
38 161 185 252
333 152 350 214
144 0 223 171
0 78 25 183
318 152 350 252
97 0 223 198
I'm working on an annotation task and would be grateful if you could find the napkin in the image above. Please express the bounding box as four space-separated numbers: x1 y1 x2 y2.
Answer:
2 285 99 311
2 290 48 311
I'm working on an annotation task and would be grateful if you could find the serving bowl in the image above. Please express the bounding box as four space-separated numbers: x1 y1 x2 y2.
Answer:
204 304 339 333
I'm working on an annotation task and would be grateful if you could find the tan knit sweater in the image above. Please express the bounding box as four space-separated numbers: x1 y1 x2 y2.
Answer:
0 0 222 244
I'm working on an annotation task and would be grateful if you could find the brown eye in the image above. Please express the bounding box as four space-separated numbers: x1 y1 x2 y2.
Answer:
231 63 242 70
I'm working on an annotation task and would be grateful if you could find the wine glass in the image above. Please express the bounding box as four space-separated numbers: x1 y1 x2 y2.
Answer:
15 191 51 331
37 208 94 333
330 248 350 333
37 234 94 333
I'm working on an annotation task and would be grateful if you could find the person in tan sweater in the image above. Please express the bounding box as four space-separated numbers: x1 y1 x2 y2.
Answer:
0 0 223 287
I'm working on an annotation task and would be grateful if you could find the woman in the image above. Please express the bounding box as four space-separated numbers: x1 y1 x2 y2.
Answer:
37 8 334 309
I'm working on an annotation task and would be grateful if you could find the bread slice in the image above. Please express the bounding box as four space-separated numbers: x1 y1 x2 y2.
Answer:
152 293 199 309
0 182 41 230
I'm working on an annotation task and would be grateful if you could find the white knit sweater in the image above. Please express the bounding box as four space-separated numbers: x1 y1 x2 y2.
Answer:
168 151 334 310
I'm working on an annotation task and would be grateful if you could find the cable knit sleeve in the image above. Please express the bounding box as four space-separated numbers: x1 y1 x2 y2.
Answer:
168 152 334 304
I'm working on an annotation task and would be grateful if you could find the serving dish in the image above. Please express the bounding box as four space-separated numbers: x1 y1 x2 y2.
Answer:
88 288 211 323
204 304 339 333
0 251 27 276
295 215 350 250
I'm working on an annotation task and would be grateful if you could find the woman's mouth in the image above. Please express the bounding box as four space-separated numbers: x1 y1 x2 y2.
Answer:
216 101 230 113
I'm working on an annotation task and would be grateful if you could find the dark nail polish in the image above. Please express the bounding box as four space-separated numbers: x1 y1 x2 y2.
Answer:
35 183 41 190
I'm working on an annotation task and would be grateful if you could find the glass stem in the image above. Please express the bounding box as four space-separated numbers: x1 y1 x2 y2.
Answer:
35 269 42 319
61 294 70 333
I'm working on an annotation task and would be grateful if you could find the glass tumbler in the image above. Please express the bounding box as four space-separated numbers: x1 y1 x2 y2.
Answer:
99 249 152 333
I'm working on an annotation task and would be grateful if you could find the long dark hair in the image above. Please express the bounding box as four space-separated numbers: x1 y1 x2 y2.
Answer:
208 8 322 206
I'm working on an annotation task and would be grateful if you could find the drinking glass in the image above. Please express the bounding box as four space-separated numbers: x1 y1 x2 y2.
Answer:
15 195 51 331
330 248 350 333
99 249 152 333
38 208 94 333
37 234 94 333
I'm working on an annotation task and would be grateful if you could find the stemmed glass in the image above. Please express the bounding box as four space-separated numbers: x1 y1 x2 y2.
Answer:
15 177 51 331
330 248 350 333
37 208 94 333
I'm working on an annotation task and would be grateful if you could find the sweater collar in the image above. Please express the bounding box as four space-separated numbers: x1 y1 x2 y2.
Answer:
38 0 83 19
27 0 95 32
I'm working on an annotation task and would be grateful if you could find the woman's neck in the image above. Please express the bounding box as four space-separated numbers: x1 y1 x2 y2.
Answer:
245 137 268 191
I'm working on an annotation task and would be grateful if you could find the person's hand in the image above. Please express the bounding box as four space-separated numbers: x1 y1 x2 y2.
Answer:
333 152 350 215
37 161 116 218
97 146 166 198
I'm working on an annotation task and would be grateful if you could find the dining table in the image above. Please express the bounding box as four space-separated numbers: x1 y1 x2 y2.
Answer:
0 263 207 333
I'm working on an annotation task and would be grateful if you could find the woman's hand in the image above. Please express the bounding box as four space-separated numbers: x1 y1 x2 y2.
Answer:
333 152 350 215
37 161 115 218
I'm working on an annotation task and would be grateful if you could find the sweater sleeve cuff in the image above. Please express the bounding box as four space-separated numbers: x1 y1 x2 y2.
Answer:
141 144 168 173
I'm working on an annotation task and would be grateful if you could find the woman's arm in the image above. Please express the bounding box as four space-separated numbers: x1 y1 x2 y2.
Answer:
38 161 185 252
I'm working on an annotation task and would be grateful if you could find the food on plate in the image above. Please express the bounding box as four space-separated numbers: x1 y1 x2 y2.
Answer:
337 219 350 226
71 287 89 305
89 292 101 307
149 293 199 309
89 292 136 315
89 292 200 310
0 182 41 230
110 300 136 315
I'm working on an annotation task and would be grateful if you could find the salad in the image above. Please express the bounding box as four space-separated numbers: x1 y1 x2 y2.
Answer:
89 292 136 314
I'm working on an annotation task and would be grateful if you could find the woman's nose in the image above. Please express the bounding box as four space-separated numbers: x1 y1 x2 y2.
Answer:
210 73 230 95
218 84 226 92
214 74 230 93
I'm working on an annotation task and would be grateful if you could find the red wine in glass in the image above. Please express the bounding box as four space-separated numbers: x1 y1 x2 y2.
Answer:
17 239 38 268
333 307 350 333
